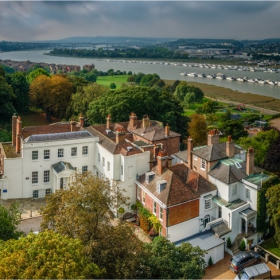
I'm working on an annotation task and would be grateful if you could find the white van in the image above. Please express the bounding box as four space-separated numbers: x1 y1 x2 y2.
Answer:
234 263 271 280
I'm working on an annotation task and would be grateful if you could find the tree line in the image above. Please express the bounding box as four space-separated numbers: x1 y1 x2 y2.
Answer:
49 46 189 59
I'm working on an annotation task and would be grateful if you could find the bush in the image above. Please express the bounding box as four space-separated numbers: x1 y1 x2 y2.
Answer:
240 239 246 251
227 237 232 248
208 256 213 266
140 215 150 232
109 83 116 89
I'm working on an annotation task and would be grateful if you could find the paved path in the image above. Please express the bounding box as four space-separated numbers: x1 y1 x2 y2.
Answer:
18 216 42 235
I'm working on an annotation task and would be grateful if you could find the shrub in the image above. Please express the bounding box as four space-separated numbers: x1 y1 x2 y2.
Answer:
208 256 213 266
227 237 232 248
110 83 116 89
140 215 150 232
240 239 246 251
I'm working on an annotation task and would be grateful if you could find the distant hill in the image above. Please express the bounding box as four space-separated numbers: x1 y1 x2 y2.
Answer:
36 36 177 45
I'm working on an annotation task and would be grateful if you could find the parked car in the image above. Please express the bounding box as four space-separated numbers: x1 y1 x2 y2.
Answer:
229 251 261 273
234 263 271 280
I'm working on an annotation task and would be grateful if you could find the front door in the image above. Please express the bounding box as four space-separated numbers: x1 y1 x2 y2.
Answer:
204 215 210 228
218 206 222 218
60 178 63 189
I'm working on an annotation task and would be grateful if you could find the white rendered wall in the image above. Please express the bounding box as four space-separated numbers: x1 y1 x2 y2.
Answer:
209 176 229 201
167 216 201 242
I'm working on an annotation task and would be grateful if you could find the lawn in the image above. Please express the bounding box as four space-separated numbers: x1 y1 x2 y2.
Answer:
96 75 129 89
261 237 280 258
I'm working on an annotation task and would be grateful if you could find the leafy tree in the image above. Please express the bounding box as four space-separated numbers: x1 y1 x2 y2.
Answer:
134 72 145 84
26 68 50 84
9 72 29 112
0 76 16 121
266 184 280 245
0 65 6 77
137 237 206 279
127 75 135 84
0 231 103 279
171 79 180 93
196 100 217 114
67 75 90 92
238 129 279 166
140 73 160 86
110 82 116 89
0 129 11 142
219 109 231 122
29 74 74 122
0 64 15 74
40 172 142 278
84 71 97 82
218 119 248 140
174 81 204 103
206 113 219 126
107 68 114 76
0 203 23 241
68 83 109 118
188 114 207 146
262 135 280 172
154 79 165 88
184 92 196 107
127 70 132 75
87 86 189 140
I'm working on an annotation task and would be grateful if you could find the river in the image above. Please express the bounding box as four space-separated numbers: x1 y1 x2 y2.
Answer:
1 49 280 99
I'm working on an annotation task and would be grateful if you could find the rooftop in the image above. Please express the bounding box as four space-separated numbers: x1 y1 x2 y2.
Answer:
1 143 21 158
244 172 271 187
52 161 75 174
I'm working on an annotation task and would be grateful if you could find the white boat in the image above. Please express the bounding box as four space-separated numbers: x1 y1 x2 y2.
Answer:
226 76 236 81
237 77 244 82
207 74 216 78
180 72 188 76
187 72 197 77
247 78 256 83
197 73 206 78
216 73 226 79
258 79 267 84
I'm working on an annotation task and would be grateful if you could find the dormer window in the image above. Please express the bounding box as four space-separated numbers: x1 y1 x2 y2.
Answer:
145 171 155 183
157 180 167 193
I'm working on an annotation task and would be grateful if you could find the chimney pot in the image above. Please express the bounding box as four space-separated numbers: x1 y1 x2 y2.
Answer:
207 129 220 146
226 135 235 158
165 123 170 136
157 153 169 175
106 114 111 130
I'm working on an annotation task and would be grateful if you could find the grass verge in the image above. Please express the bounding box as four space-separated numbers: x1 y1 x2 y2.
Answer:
95 75 129 89
261 237 280 258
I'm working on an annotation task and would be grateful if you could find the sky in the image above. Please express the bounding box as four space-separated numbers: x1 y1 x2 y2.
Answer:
0 1 280 41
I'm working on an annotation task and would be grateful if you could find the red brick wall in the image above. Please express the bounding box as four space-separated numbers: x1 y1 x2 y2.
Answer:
168 199 199 226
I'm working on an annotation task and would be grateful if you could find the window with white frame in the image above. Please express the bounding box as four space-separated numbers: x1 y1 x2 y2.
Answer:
107 161 110 171
246 188 251 199
153 201 157 214
82 146 88 155
44 170 50 183
201 159 206 170
194 155 197 161
32 151 38 160
82 166 88 173
137 187 141 199
142 190 145 204
232 184 237 196
98 153 100 162
44 149 50 159
33 190 38 198
71 147 77 156
159 207 163 220
205 197 212 210
102 157 105 167
58 148 64 158
121 165 123 175
45 189 51 196
32 171 38 184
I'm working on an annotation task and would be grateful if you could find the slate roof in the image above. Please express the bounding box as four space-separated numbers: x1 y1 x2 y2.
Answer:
132 126 181 141
24 131 93 143
211 222 231 237
86 126 142 156
192 142 243 162
208 158 247 184
52 161 75 174
137 163 216 207
173 150 188 163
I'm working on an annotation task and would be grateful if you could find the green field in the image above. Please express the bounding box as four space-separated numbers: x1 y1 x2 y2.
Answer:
96 75 129 89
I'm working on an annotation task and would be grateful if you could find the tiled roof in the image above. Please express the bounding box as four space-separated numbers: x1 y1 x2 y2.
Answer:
24 131 93 143
192 142 242 162
137 163 216 206
173 150 188 163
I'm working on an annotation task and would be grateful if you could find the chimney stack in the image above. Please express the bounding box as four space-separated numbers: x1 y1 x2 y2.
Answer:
70 120 76 132
16 116 22 153
226 135 235 158
12 114 17 146
157 150 169 175
79 114 84 128
246 147 255 175
142 115 150 128
116 128 126 144
129 112 137 129
106 114 111 130
207 129 220 146
165 123 170 137
188 136 194 169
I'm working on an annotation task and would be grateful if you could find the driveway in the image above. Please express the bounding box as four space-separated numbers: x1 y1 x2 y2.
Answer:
203 252 280 279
